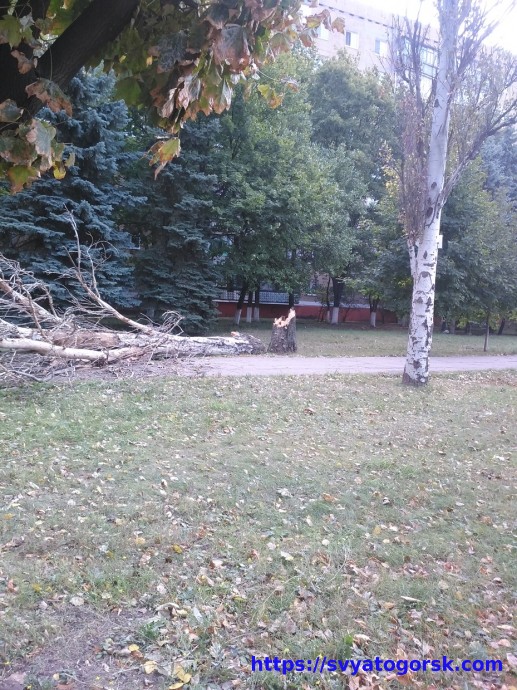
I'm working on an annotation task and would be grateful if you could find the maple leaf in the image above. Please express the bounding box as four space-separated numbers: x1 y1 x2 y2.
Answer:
212 25 250 72
0 16 24 47
7 165 39 192
25 79 72 116
331 16 346 33
149 137 181 176
11 50 34 74
0 100 23 123
26 120 56 168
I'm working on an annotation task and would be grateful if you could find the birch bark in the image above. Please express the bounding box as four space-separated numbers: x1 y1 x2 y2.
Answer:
402 0 456 385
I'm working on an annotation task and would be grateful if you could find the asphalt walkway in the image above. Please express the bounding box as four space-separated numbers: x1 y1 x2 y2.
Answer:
183 355 517 377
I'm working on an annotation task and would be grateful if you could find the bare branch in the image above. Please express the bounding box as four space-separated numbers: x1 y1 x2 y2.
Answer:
0 256 62 327
0 222 266 382
63 211 160 335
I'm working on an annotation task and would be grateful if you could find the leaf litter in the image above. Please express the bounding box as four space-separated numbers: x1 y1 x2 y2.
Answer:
0 371 516 689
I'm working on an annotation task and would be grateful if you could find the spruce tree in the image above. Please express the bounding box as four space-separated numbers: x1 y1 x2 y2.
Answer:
124 116 223 333
0 71 140 308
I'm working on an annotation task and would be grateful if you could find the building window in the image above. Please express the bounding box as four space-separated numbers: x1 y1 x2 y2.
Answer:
374 38 389 57
345 30 359 49
317 22 330 40
421 45 437 77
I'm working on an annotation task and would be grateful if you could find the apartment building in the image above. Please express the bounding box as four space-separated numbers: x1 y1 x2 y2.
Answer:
302 0 439 77
302 0 394 69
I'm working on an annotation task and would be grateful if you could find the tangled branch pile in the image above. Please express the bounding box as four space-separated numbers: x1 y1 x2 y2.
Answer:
0 222 264 383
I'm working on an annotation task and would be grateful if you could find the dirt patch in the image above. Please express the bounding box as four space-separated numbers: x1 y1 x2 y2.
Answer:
0 352 210 386
1 607 162 690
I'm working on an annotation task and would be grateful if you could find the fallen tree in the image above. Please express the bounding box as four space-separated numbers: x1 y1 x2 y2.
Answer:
0 220 264 382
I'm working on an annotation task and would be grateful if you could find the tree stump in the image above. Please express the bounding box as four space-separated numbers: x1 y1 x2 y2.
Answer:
268 309 297 353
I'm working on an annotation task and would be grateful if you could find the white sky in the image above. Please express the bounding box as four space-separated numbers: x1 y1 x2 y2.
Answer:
363 0 516 52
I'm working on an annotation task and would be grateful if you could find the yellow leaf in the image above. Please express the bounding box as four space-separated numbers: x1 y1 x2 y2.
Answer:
172 544 183 553
53 163 66 180
135 536 146 546
174 666 191 682
143 660 157 674
382 601 395 610
128 644 139 652
168 683 184 690
31 583 42 593
373 525 382 536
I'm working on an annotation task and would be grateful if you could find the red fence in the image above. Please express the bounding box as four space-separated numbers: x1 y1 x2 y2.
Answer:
215 301 398 323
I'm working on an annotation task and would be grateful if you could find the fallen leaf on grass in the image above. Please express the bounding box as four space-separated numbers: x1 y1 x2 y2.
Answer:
491 638 512 649
174 666 192 683
507 652 517 669
0 536 24 551
381 601 396 610
143 659 158 674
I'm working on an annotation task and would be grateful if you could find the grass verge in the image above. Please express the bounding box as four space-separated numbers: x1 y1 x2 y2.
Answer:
1 372 516 689
211 319 517 358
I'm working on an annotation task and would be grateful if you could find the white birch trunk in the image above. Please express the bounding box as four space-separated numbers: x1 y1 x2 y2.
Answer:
331 306 339 325
246 307 252 323
233 308 241 325
403 228 440 384
403 0 456 386
370 311 377 328
252 306 260 322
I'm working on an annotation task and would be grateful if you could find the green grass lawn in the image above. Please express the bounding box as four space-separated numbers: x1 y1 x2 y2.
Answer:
211 319 517 357
1 372 516 689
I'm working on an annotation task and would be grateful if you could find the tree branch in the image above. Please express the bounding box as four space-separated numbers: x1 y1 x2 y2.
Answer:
37 0 139 90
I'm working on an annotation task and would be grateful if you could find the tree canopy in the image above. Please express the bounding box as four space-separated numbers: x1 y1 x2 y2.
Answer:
0 0 342 189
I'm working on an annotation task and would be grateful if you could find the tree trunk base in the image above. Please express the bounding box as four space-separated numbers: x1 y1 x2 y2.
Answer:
402 371 427 386
267 309 297 353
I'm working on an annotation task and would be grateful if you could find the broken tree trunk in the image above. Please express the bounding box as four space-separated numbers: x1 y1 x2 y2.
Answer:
0 317 266 364
267 309 297 353
0 239 266 378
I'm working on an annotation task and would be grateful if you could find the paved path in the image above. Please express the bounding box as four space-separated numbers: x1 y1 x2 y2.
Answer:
183 355 517 377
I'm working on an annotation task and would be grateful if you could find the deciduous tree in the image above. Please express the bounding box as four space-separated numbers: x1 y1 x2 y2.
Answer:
0 0 336 188
392 0 517 385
